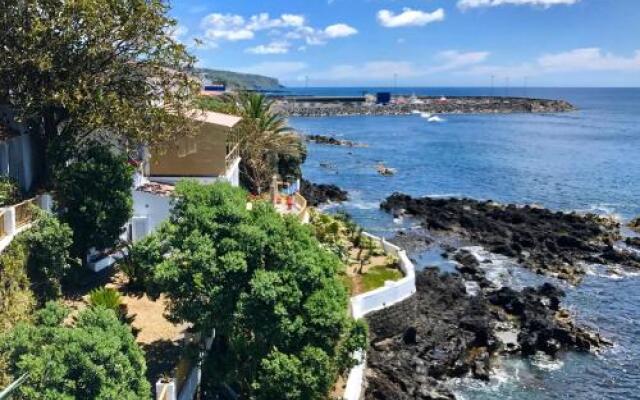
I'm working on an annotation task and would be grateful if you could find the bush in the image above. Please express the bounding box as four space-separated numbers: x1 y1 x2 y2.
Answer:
0 305 150 399
55 142 134 259
0 240 35 335
0 176 20 206
119 230 167 291
23 211 74 302
88 287 135 327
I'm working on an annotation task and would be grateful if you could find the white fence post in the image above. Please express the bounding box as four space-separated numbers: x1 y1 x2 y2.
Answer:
4 207 16 236
155 380 177 400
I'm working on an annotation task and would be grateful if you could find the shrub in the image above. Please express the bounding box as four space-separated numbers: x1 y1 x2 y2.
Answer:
336 320 368 372
0 240 35 335
1 305 150 399
55 142 134 260
119 230 167 291
23 211 74 302
88 287 134 327
0 176 20 207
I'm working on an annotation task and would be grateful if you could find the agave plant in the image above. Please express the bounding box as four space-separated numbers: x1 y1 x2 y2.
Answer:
88 287 135 328
88 287 122 311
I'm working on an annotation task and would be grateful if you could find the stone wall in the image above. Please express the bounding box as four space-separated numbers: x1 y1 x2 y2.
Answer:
366 294 417 341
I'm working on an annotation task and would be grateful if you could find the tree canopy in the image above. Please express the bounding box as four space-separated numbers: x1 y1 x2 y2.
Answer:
0 0 199 183
143 181 365 399
0 302 150 399
55 142 134 259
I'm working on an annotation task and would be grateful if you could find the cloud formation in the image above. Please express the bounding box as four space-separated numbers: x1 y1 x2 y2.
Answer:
377 8 445 28
246 42 290 55
458 0 579 10
198 12 356 53
463 48 640 78
236 61 309 77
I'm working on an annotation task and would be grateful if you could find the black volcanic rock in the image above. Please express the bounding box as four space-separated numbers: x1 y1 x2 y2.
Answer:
300 179 348 207
380 194 628 283
364 269 609 400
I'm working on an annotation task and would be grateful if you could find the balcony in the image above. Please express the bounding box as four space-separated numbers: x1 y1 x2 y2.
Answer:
148 110 242 184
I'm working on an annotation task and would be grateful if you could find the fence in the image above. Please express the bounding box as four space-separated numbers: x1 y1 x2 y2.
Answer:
14 198 35 228
343 232 417 400
0 194 53 254
155 330 216 400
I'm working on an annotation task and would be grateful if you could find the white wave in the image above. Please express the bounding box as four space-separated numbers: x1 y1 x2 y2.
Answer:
582 262 640 280
530 353 564 371
428 115 445 123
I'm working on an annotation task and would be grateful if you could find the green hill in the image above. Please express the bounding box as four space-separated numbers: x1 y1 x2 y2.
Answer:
194 68 283 90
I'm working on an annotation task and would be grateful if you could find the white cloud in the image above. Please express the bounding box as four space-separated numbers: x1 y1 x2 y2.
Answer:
326 61 420 80
432 50 490 71
236 61 309 78
246 41 291 55
201 13 254 42
324 24 358 38
168 25 188 42
538 48 640 71
462 48 640 78
458 0 579 9
377 8 445 28
246 13 306 31
198 12 356 50
305 50 491 82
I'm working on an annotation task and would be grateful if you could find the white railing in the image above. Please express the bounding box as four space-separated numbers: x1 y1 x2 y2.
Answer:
155 330 215 400
343 232 417 400
0 194 53 254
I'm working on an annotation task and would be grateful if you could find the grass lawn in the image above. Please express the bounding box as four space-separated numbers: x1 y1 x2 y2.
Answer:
360 265 403 292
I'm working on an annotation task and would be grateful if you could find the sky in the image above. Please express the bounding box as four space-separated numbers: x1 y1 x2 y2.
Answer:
169 0 640 87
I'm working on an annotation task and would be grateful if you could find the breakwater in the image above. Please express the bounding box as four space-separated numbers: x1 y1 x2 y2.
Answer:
276 96 574 117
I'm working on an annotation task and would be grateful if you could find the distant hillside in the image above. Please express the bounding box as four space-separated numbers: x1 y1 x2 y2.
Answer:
194 68 283 90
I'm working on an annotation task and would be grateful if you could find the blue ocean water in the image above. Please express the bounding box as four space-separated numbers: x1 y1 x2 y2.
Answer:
289 87 640 400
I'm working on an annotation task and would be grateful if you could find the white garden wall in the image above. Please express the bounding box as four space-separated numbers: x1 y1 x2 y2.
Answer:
344 233 417 400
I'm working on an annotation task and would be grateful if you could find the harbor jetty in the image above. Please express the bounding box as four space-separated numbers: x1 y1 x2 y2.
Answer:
274 95 575 117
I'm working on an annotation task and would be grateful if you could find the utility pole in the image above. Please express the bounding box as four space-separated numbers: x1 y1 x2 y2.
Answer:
490 75 495 97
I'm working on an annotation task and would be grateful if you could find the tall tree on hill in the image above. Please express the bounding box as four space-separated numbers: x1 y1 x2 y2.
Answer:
0 0 199 186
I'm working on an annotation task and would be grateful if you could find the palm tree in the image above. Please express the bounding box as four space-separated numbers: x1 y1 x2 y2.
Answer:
201 92 303 194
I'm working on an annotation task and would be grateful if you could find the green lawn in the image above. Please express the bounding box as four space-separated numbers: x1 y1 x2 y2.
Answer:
361 266 403 292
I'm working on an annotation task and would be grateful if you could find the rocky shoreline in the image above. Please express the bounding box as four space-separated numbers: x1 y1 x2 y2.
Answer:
364 267 609 400
278 97 574 118
381 194 640 283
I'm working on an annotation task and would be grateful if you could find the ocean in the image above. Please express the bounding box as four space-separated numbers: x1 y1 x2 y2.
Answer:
288 87 640 400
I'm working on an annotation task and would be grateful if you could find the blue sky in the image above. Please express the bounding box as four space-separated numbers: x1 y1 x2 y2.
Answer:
169 0 640 87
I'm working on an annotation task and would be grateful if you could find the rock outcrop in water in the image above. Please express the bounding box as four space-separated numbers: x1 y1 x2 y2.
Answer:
629 217 640 233
364 267 609 400
305 134 364 147
300 179 348 206
380 194 640 283
278 97 575 118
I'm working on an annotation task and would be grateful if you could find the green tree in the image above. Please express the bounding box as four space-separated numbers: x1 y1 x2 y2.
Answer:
0 0 199 184
149 181 363 399
55 143 134 259
200 92 304 193
1 303 150 399
24 211 74 302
